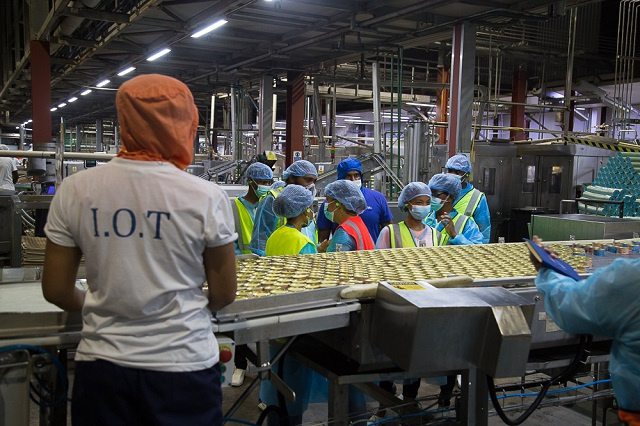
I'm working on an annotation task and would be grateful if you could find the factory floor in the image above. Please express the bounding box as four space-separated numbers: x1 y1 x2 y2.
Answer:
30 368 621 425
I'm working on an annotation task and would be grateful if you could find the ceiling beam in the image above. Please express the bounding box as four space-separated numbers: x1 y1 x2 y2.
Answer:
60 7 131 24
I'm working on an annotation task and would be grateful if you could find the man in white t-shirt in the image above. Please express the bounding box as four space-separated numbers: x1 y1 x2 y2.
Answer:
0 145 18 193
42 74 237 425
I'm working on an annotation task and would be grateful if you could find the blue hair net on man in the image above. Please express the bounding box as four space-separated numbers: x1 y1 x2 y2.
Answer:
325 180 367 215
282 160 318 180
337 158 362 180
246 162 273 180
398 182 431 211
272 185 314 218
270 180 286 190
445 154 472 173
429 173 462 200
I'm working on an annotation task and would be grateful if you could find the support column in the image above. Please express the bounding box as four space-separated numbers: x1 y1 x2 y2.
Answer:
75 125 81 152
30 40 51 145
564 7 577 136
510 70 527 141
96 118 103 152
449 22 476 155
285 72 305 167
259 75 273 153
231 87 239 161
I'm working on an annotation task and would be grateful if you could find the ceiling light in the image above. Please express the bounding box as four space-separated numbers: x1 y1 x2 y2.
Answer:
336 115 361 119
81 89 92 96
117 66 136 76
68 97 78 103
405 102 436 108
58 103 67 108
28 119 32 123
344 119 371 123
96 79 110 88
191 19 228 38
50 107 58 112
147 48 171 61
16 126 19 129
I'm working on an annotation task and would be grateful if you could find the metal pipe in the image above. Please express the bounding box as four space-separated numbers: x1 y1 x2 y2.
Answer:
563 7 578 136
231 87 239 161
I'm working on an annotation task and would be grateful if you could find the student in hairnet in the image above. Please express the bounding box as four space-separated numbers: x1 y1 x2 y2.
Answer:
376 182 436 249
266 185 317 256
319 180 374 253
425 173 483 246
232 162 273 255
445 154 491 243
249 160 318 256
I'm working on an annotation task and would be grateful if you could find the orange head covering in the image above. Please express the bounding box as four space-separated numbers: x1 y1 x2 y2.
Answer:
116 74 198 169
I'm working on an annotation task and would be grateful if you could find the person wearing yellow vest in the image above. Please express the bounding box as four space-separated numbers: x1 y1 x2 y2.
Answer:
266 185 317 256
249 160 318 256
445 154 491 243
425 173 483 246
231 162 273 255
376 182 437 249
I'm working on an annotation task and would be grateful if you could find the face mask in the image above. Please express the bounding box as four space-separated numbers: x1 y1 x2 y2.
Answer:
324 201 338 223
450 174 464 181
351 179 362 188
430 197 446 212
409 204 431 220
303 208 314 228
254 183 270 198
306 183 317 198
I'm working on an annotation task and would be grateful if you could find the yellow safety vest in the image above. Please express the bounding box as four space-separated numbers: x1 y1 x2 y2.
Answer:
387 221 438 248
435 213 470 246
230 198 254 254
454 187 484 218
266 225 315 256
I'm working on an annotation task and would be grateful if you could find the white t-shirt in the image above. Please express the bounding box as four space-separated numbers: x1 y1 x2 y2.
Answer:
0 157 17 191
44 158 237 372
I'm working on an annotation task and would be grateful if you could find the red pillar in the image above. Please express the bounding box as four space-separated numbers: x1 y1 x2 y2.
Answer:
30 41 52 144
510 70 527 141
285 72 305 168
436 68 449 146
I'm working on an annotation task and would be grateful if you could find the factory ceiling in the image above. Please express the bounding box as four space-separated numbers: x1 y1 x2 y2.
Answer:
0 0 627 128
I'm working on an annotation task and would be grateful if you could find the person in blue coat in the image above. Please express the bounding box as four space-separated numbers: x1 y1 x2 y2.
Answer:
530 236 640 423
424 173 483 245
445 154 491 243
317 158 392 244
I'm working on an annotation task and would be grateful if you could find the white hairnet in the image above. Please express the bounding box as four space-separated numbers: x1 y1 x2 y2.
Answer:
245 162 273 180
272 184 314 218
324 180 367 215
429 173 462 199
398 182 431 210
282 160 318 180
445 154 472 173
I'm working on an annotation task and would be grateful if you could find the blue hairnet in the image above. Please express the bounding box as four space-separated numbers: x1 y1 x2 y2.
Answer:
0 145 8 150
270 180 286 190
325 180 367 215
246 162 273 180
282 160 318 180
272 184 314 218
429 173 462 200
445 154 472 173
398 182 431 210
337 158 362 180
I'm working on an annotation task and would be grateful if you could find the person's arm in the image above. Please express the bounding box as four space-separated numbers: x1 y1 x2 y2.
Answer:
42 240 85 311
449 217 483 245
326 228 357 252
474 196 491 244
204 242 237 311
375 226 391 249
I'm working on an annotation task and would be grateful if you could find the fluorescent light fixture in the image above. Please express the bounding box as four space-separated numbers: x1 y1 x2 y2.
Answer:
58 103 67 108
68 97 78 103
344 119 370 123
81 89 92 96
96 79 110 88
147 48 171 61
405 102 436 107
28 119 32 123
191 19 228 38
50 107 58 112
576 107 586 111
336 115 361 119
117 66 136 76
16 126 19 129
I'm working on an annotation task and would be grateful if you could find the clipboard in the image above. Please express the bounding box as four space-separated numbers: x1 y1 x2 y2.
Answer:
524 238 582 281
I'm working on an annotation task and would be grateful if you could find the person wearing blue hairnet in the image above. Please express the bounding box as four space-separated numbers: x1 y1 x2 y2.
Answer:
529 236 640 424
425 173 483 246
445 154 491 243
317 158 392 244
376 182 437 249
266 185 317 255
318 180 374 253
249 160 318 256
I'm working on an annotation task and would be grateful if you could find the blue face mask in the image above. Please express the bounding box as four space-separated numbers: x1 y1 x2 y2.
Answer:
409 204 431 220
254 183 270 198
324 201 338 223
430 197 446 212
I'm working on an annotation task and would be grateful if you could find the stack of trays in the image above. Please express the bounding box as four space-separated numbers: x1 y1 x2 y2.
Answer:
21 236 85 266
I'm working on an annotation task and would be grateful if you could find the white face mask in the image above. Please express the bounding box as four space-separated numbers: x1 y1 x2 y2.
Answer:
351 179 362 188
